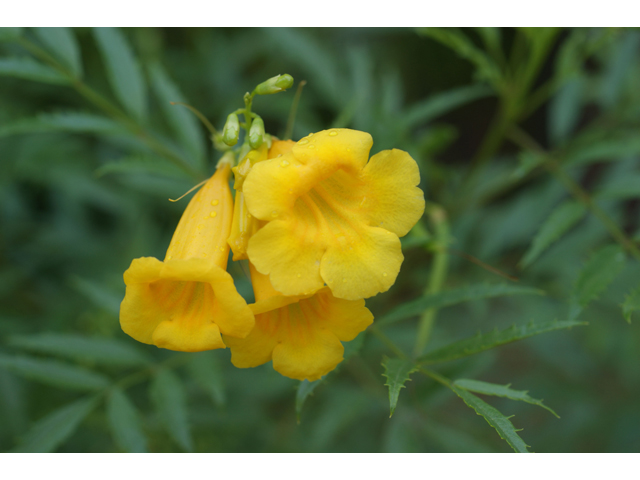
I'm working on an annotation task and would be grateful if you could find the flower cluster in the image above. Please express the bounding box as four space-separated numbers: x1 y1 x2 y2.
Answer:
120 128 425 381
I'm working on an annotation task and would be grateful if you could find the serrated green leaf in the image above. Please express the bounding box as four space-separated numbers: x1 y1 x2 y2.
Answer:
0 57 69 84
520 200 587 268
8 333 150 368
382 357 418 417
454 379 559 417
148 62 204 168
296 379 322 424
403 84 493 128
14 396 98 452
186 351 225 407
377 283 544 327
595 174 640 200
95 154 188 179
452 386 529 453
0 354 110 391
568 244 626 321
33 27 82 77
0 27 22 41
150 368 192 452
418 28 502 87
93 27 147 121
107 387 148 453
622 284 640 324
418 319 587 365
0 111 123 138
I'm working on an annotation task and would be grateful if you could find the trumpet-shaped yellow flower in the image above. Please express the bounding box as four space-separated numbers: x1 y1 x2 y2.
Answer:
120 162 254 352
243 129 425 300
224 263 373 381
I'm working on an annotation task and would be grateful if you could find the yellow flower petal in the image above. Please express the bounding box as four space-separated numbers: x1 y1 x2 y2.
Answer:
120 163 254 352
225 265 373 381
243 129 424 300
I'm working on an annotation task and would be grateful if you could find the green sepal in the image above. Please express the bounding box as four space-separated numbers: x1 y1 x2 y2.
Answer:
222 113 240 146
255 73 294 95
249 116 265 149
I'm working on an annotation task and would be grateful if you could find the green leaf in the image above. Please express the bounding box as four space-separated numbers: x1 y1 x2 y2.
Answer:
95 154 188 179
565 136 640 167
403 84 492 128
107 387 148 453
520 200 587 268
186 351 225 407
418 28 502 87
8 333 150 368
513 151 545 179
33 27 82 77
295 379 322 424
622 284 640 324
568 244 626 321
377 283 544 327
454 379 559 417
0 354 110 391
600 31 640 107
68 276 123 315
93 27 147 121
14 396 98 452
595 174 640 200
382 357 418 417
418 319 587 365
0 57 69 84
0 27 22 42
451 386 529 453
150 368 193 452
548 77 585 146
0 111 123 137
148 62 205 168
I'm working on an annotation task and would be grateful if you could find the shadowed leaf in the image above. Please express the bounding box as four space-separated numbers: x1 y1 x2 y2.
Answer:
107 387 148 453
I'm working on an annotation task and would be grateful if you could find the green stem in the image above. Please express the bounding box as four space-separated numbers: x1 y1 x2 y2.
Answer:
370 326 408 360
284 80 306 140
413 203 450 357
417 367 452 388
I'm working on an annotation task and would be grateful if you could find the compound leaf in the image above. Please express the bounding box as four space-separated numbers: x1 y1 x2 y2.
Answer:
150 368 193 452
33 27 82 77
107 387 148 453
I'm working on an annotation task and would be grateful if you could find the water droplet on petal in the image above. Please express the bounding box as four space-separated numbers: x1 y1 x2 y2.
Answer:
167 255 172 260
383 273 388 277
211 200 219 206
197 224 204 230
343 278 347 283
328 130 338 136
219 246 225 252
308 144 315 149
210 211 217 218
203 253 208 258
280 160 289 167
298 139 309 145
271 211 278 218
297 274 301 278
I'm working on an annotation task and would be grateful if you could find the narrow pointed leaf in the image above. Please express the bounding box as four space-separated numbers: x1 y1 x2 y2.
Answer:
0 27 22 41
68 276 123 315
377 283 544 327
186 351 225 407
0 57 69 84
403 84 492 128
0 112 123 137
33 27 82 77
452 386 529 453
107 387 148 453
595 174 640 200
93 27 147 121
149 63 204 168
0 354 110 391
382 357 418 417
520 200 587 268
150 368 193 452
568 245 625 321
8 333 150 368
454 379 559 417
95 154 188 179
418 319 587 365
622 284 640 324
565 136 640 167
14 396 98 452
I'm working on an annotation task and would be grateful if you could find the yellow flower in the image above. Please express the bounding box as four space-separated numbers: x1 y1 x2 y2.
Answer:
120 161 254 352
224 263 373 381
243 129 425 301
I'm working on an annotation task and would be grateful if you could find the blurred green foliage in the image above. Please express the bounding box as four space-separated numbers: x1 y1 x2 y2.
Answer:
1 27 639 453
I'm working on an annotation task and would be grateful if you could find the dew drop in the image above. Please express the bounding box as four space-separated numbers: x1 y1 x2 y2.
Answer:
308 144 315 149
277 154 282 158
197 224 204 230
271 211 278 218
280 160 289 167
297 274 301 278
343 278 347 283
383 273 388 277
203 253 208 258
211 200 219 206
210 211 217 218
219 246 225 252
166 255 172 260
298 139 309 145
246 213 252 218
328 130 338 136
288 189 293 194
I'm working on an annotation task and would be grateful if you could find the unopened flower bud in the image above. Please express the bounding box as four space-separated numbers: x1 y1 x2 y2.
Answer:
249 116 265 149
222 113 240 146
255 74 294 95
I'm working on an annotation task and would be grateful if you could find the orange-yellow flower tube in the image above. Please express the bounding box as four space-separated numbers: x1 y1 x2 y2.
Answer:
224 263 373 381
120 158 254 352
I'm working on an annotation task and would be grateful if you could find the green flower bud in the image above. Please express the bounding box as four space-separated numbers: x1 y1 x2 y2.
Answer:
222 113 240 146
255 74 294 95
249 116 265 149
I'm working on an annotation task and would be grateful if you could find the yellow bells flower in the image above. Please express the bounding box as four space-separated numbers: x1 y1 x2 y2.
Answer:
120 160 254 352
243 128 425 301
224 263 373 381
